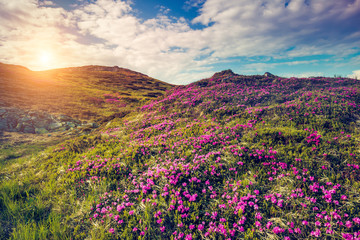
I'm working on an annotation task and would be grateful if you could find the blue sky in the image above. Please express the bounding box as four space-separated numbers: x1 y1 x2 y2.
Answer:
0 0 360 84
52 0 203 20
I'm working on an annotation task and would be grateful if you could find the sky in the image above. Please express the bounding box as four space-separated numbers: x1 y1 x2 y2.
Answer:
0 0 360 84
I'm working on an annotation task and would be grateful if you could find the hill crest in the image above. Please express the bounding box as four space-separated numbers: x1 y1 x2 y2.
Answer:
0 62 173 121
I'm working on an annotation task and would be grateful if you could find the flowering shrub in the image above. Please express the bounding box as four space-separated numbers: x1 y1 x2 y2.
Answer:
66 74 360 239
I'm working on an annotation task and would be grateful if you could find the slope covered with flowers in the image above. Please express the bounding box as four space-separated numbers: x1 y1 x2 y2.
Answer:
61 71 360 239
3 70 360 239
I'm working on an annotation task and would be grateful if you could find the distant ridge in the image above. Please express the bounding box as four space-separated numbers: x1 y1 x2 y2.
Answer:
0 62 31 73
0 62 173 120
212 69 237 79
62 65 150 77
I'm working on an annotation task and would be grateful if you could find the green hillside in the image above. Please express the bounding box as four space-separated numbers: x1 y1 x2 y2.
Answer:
1 70 360 239
0 63 173 120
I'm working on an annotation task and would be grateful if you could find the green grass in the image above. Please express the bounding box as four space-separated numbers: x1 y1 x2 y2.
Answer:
0 63 173 121
1 73 360 239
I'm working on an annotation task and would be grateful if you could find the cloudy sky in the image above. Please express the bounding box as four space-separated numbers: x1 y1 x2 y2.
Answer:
1 0 360 84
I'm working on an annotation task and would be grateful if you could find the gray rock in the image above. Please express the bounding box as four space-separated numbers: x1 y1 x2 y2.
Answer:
0 118 8 130
264 72 275 78
66 122 76 128
20 117 31 122
35 128 49 134
48 122 62 130
73 119 82 125
23 125 35 133
34 120 49 129
1 107 82 134
15 123 22 131
57 127 68 132
7 117 18 129
83 122 99 128
58 114 73 122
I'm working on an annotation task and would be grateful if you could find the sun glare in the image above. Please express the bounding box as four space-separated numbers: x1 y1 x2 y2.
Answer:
38 51 53 69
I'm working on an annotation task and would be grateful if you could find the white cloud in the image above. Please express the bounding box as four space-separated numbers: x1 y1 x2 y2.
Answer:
0 0 360 84
282 72 324 78
184 0 206 10
348 70 360 79
241 60 319 73
193 0 360 59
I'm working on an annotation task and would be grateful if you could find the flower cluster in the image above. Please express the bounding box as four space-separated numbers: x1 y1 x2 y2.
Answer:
66 75 360 239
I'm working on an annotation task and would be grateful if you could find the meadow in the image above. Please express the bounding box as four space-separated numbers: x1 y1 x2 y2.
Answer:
1 70 360 239
0 63 172 120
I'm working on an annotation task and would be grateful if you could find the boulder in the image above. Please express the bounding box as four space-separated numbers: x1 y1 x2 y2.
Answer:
0 107 83 134
15 123 23 131
20 116 31 122
47 122 63 130
7 117 18 129
58 114 73 122
264 72 275 78
0 118 8 130
35 127 49 134
90 122 99 128
23 125 35 133
57 127 68 131
66 122 76 128
73 119 82 125
34 120 51 129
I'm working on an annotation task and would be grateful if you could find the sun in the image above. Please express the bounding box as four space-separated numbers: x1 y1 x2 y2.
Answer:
38 51 53 69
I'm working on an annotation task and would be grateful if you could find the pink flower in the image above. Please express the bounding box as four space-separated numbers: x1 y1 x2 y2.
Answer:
185 234 193 240
198 224 204 231
310 229 321 237
345 221 352 228
266 221 273 229
109 228 115 234
129 210 134 215
302 220 308 226
273 226 284 234
353 217 360 225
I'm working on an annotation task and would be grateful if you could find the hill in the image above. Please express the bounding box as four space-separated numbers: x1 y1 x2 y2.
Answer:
1 70 360 239
0 63 173 120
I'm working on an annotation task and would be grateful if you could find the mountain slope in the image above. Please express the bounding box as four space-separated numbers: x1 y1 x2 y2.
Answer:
1 70 360 239
0 63 173 120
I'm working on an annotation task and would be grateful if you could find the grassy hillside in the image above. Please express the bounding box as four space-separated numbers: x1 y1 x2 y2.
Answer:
0 63 173 120
1 70 360 239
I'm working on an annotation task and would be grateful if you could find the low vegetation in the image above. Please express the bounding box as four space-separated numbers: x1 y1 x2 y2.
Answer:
0 63 172 120
1 70 360 239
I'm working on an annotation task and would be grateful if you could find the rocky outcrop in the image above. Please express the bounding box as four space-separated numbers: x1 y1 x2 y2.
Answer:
0 107 97 134
264 72 276 78
212 69 237 79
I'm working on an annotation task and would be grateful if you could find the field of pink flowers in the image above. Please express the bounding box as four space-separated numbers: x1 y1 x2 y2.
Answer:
60 72 360 239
